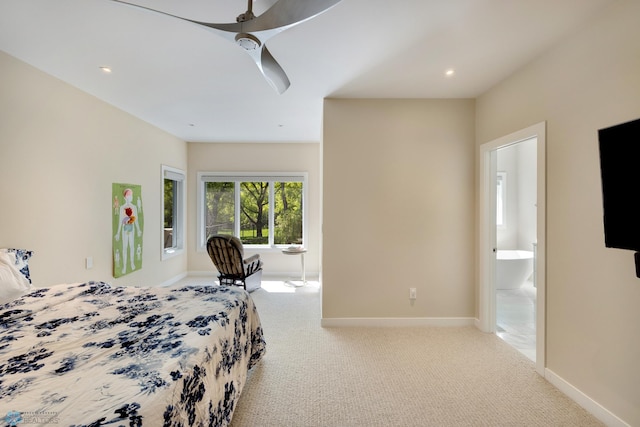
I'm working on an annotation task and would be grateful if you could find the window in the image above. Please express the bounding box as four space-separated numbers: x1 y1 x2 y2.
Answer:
496 171 506 227
162 165 186 259
197 172 307 250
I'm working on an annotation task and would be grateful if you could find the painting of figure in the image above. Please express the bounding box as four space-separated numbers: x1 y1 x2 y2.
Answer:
112 183 143 277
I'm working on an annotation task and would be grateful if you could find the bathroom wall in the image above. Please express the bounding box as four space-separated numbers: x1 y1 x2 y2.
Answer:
496 138 537 252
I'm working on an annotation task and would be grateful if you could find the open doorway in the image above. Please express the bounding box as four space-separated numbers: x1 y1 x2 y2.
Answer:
478 122 546 376
495 139 537 362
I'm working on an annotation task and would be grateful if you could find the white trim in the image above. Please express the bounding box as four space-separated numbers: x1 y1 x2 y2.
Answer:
478 121 546 376
196 171 308 252
535 126 547 375
158 271 188 287
545 369 631 427
161 165 186 261
320 317 475 328
478 146 497 333
474 318 483 330
185 270 218 278
199 172 306 182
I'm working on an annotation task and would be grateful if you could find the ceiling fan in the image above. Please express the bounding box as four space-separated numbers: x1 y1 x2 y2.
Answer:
109 0 342 94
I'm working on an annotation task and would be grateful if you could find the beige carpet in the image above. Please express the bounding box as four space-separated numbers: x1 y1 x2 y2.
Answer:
224 281 602 427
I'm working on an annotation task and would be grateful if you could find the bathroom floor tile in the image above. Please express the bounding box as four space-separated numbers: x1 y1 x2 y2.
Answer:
497 281 536 362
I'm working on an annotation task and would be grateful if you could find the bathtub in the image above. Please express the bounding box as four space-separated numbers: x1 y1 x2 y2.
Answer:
496 250 534 290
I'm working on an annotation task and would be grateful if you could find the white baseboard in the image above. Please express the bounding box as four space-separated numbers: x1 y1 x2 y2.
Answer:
185 270 217 278
474 317 482 330
261 272 320 281
159 271 188 287
545 368 630 427
321 317 475 327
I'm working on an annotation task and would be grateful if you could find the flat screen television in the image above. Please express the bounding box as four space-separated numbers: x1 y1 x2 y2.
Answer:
598 117 640 252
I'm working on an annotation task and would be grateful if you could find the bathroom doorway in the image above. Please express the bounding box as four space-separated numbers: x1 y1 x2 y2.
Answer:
495 139 537 362
478 122 546 376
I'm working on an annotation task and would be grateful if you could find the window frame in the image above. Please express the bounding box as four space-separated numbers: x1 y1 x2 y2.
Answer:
197 171 308 252
496 171 507 228
162 165 186 260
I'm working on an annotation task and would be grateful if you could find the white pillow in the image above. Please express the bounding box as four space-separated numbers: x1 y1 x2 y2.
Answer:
0 251 31 305
0 248 34 283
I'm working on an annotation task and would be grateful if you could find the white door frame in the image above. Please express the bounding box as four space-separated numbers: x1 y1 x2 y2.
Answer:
478 121 546 376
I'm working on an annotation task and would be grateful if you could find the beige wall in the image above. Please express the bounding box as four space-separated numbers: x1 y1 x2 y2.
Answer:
0 51 322 285
0 51 188 287
3 1 638 421
477 0 640 424
186 142 321 278
322 99 476 319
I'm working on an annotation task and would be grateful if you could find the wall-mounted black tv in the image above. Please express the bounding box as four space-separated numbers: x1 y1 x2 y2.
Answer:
598 117 640 253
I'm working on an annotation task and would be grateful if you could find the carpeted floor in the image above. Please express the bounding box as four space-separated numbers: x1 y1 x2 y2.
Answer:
185 279 603 427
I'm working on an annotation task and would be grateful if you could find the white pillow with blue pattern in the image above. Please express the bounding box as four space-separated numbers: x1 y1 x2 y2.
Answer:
0 248 34 284
0 251 32 305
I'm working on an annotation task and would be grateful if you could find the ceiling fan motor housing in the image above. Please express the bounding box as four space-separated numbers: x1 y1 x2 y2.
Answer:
108 0 343 93
235 33 261 50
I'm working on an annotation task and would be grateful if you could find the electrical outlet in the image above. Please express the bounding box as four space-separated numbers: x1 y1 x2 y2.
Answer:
85 257 93 269
409 288 417 300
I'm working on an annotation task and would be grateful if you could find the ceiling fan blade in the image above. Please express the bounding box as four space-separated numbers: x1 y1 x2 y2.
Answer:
259 46 290 94
110 0 342 39
257 0 279 10
108 0 337 94
242 0 343 34
108 0 240 40
240 41 290 94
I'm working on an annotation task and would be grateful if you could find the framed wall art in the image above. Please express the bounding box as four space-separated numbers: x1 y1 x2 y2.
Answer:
112 183 144 277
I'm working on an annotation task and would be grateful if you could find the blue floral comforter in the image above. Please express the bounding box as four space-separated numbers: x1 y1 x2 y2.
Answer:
0 281 266 426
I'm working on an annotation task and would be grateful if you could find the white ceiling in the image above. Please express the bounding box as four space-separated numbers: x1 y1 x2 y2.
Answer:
0 0 613 143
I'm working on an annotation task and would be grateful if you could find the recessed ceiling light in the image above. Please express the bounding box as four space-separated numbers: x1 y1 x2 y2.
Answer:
100 66 112 73
445 69 455 77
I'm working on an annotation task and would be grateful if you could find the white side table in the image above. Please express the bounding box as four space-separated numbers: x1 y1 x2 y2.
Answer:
282 247 307 286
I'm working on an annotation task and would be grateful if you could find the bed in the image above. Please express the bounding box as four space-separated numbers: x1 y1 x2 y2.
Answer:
0 275 266 426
